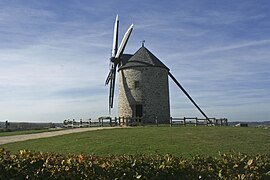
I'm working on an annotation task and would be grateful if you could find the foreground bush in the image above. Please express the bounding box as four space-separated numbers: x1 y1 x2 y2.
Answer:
0 148 269 179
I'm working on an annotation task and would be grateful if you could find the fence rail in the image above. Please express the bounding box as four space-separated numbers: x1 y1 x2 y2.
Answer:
170 117 228 126
63 119 92 128
63 117 228 128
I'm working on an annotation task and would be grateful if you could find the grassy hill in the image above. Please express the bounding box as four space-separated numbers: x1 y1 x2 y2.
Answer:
2 126 269 157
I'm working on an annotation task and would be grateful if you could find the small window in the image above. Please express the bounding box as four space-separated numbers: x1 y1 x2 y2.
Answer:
134 81 140 89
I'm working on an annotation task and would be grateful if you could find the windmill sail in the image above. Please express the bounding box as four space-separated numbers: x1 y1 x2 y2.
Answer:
115 24 133 58
109 64 117 108
105 68 112 85
105 15 133 113
112 15 119 58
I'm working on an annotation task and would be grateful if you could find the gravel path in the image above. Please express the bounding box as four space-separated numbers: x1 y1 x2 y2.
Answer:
0 127 120 145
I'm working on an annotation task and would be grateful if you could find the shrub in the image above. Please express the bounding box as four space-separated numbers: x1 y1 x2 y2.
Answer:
0 148 269 179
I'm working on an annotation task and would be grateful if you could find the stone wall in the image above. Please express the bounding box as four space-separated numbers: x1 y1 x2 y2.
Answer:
118 66 170 123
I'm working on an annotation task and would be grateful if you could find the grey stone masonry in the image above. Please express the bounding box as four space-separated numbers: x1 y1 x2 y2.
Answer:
118 66 170 123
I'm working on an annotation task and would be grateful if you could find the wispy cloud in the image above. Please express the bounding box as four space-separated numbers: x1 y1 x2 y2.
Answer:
0 0 270 122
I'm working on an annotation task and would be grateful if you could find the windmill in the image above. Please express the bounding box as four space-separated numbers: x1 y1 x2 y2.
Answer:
105 15 133 113
105 15 209 123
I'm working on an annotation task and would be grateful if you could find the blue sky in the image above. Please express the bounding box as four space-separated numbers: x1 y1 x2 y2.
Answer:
1 0 270 122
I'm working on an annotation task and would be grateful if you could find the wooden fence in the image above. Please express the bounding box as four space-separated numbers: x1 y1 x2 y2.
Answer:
63 117 119 128
63 117 228 128
170 117 228 126
63 119 91 128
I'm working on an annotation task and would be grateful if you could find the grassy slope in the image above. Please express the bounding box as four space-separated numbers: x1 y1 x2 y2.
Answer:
2 126 269 157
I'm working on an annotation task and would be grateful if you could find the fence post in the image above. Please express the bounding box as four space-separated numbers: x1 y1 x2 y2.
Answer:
72 119 75 128
195 117 198 126
119 117 124 127
118 117 122 126
155 116 158 127
5 120 10 129
170 117 172 127
128 117 130 126
109 117 112 127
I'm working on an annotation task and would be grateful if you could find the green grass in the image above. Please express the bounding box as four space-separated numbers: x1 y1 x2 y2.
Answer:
2 126 269 157
0 128 65 137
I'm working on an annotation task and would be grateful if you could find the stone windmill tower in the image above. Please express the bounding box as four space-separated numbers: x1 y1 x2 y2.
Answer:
105 15 209 124
118 44 170 123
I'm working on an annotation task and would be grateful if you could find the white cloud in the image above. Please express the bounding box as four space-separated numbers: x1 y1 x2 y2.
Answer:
1 0 270 122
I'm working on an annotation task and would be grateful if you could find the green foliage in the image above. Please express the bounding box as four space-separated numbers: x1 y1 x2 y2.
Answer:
0 148 269 179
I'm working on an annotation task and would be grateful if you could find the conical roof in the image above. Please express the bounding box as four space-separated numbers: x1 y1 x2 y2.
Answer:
119 46 169 70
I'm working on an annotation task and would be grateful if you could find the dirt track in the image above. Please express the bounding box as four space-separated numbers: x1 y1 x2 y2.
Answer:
0 127 119 145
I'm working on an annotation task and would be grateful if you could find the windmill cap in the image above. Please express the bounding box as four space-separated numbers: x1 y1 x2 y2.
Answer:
119 46 169 70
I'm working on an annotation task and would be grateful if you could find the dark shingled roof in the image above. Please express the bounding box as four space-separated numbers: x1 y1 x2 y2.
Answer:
119 46 169 70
